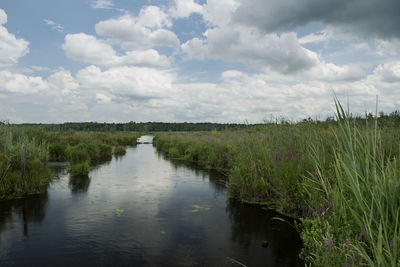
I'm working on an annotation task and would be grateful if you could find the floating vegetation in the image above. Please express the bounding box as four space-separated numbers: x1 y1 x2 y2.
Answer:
191 204 211 213
115 207 124 216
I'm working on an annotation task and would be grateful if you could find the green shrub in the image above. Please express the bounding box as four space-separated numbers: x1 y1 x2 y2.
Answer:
113 146 126 156
49 143 66 161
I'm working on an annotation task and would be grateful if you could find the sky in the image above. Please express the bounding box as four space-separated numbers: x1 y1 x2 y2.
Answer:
0 0 400 123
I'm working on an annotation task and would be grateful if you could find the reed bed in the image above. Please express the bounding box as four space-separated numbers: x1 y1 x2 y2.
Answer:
0 126 50 198
153 103 400 266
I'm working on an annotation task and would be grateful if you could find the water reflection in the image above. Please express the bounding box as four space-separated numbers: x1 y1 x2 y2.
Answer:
226 200 303 266
137 135 154 144
0 193 48 239
0 141 302 266
69 174 91 193
156 149 227 193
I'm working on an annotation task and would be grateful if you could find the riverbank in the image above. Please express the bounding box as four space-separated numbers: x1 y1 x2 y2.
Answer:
0 144 303 266
153 103 400 266
0 126 141 198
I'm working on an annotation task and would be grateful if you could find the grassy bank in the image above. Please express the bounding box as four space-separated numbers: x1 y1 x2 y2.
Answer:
41 131 141 175
153 105 400 266
0 128 141 196
0 126 50 199
154 124 335 215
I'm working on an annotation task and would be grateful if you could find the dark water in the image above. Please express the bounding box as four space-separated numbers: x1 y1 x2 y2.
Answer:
0 138 303 266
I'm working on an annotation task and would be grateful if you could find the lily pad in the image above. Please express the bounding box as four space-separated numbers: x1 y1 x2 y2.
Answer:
191 204 211 213
115 207 124 216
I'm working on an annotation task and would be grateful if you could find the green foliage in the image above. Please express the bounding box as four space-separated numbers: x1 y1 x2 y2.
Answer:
97 143 112 160
113 145 126 155
0 126 50 198
65 144 91 175
49 143 67 161
66 144 90 164
16 121 248 132
70 160 90 176
300 101 400 266
154 105 400 266
154 125 334 216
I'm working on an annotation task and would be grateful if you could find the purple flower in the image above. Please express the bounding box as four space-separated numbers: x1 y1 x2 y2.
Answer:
358 232 364 241
390 238 394 248
344 263 349 267
316 207 323 215
325 240 333 250
345 239 350 245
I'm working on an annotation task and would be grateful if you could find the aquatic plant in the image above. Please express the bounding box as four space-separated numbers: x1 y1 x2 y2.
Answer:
0 126 50 198
113 145 126 156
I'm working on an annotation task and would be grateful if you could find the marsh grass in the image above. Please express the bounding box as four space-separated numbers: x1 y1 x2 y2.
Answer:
0 128 141 198
113 146 126 156
0 126 50 198
153 102 400 266
301 101 400 266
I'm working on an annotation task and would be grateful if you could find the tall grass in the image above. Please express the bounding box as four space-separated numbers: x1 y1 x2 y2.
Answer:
154 124 335 215
301 101 400 266
153 103 400 265
0 126 50 198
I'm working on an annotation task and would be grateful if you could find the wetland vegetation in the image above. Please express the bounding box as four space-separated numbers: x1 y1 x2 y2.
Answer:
1 102 400 266
0 126 141 196
153 103 400 266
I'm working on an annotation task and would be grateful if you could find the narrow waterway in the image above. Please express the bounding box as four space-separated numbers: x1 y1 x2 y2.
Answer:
0 138 303 266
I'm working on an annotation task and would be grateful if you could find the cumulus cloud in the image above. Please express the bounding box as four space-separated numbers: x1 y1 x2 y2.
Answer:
183 30 318 73
47 70 79 96
63 33 117 65
169 69 384 122
202 0 238 26
76 65 175 100
95 14 180 50
0 71 47 94
62 33 171 68
0 9 7 24
138 6 171 28
233 0 400 39
169 0 203 18
0 9 29 67
376 39 400 57
373 62 400 83
182 26 363 81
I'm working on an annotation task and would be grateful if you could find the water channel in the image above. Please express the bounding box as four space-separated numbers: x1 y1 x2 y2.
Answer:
0 137 303 266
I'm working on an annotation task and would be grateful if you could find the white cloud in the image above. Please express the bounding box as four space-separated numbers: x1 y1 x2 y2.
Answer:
169 0 203 18
138 6 171 28
76 65 175 100
95 14 180 50
373 62 400 83
62 33 171 68
202 0 238 26
376 39 400 57
0 71 48 94
43 19 64 32
63 33 117 65
181 37 207 60
299 31 331 44
168 70 383 122
91 0 114 9
181 2 365 81
48 70 79 96
96 93 112 104
183 28 318 74
0 9 29 67
0 9 7 24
